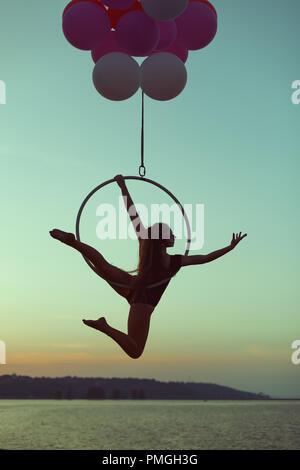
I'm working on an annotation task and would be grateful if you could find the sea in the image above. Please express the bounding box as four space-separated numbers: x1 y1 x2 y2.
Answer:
0 399 299 450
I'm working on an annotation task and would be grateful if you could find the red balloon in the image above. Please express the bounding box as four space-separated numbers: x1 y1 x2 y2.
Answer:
63 0 106 17
189 0 217 17
116 10 159 57
176 1 217 51
102 0 135 10
152 38 188 63
155 21 177 52
92 31 124 62
63 2 110 50
108 1 142 29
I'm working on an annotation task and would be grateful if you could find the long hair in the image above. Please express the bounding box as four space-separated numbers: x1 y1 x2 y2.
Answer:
129 223 172 298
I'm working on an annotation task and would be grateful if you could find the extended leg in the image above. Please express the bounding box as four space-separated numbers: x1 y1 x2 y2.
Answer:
50 229 133 296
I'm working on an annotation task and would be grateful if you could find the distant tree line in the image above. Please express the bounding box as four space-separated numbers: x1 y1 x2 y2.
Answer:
84 386 145 400
0 374 270 400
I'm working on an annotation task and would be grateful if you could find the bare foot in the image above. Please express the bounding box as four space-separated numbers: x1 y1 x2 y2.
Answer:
82 317 108 333
49 229 76 246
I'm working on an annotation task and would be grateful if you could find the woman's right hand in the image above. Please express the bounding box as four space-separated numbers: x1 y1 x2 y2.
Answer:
114 174 126 188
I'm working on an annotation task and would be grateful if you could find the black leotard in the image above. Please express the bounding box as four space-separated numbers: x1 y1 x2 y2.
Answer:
126 254 182 308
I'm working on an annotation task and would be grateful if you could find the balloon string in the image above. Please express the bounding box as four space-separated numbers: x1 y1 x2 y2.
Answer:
139 91 146 177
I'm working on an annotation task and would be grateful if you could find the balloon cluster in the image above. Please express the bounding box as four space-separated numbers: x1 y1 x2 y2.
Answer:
62 0 217 101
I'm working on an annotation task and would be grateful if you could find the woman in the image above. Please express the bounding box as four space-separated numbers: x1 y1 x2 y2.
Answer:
50 174 247 359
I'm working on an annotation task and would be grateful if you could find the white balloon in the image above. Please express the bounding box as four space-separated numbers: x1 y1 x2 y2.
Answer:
141 53 187 101
141 0 188 21
93 52 141 101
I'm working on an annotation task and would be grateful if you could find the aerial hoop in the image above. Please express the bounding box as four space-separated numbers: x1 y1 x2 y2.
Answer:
76 176 192 289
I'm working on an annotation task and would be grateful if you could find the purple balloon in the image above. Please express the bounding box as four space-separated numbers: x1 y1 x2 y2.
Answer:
102 0 135 9
116 10 160 57
92 31 124 63
63 3 110 51
152 38 188 63
175 2 217 51
155 21 177 51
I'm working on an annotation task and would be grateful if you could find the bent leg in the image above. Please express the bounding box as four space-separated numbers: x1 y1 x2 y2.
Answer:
83 304 154 359
83 317 140 359
127 303 153 357
103 324 141 359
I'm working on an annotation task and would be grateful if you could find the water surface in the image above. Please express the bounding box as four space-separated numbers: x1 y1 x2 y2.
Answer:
0 400 299 450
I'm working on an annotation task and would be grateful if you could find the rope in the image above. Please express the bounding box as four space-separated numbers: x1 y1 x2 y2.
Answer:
139 91 146 177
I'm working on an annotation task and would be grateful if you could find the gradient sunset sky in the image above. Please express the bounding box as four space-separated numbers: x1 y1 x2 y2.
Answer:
0 0 299 398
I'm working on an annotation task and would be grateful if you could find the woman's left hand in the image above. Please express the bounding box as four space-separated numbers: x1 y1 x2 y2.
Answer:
231 232 247 249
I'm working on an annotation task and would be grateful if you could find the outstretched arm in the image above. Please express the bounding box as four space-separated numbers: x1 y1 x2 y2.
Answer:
181 232 247 266
115 175 146 241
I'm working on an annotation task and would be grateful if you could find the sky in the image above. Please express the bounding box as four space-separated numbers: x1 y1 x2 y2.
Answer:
0 0 299 398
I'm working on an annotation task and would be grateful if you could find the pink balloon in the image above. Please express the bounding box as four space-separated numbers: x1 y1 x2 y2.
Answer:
175 2 217 51
102 0 135 9
92 31 124 62
141 53 187 101
155 21 177 51
63 2 110 51
153 38 188 63
93 52 140 101
116 10 160 57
